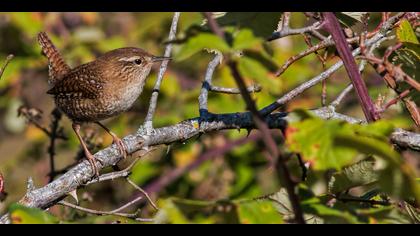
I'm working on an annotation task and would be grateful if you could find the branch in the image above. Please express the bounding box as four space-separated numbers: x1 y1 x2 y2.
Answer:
260 13 405 117
198 52 223 118
268 18 323 41
0 13 414 224
144 12 180 132
0 107 418 223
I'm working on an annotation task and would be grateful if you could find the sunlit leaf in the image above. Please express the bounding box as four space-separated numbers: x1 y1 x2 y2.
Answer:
233 29 262 50
237 200 283 224
396 20 419 45
9 204 59 224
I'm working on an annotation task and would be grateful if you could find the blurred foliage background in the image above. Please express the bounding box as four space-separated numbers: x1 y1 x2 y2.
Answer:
0 12 418 224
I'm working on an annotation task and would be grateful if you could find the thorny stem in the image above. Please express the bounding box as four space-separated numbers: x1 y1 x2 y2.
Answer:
144 12 180 132
260 13 404 117
322 12 379 122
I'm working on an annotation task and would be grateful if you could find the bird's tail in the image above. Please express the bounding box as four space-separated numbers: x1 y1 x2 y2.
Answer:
38 32 71 85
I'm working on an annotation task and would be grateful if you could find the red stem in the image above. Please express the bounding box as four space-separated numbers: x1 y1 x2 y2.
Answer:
322 12 380 122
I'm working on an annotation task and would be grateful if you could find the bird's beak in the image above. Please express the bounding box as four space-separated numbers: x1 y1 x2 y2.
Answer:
152 56 172 62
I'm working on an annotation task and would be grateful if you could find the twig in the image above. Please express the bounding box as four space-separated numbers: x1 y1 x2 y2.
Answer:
198 52 261 119
381 89 412 112
330 84 354 108
336 195 391 206
330 34 392 108
0 54 13 80
198 53 223 118
17 106 67 140
59 200 141 219
204 12 306 224
268 21 323 41
210 84 261 94
144 12 180 132
126 178 158 211
47 108 64 182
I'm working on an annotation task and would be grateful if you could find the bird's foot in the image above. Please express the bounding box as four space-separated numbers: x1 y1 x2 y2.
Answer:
111 134 128 159
85 152 101 178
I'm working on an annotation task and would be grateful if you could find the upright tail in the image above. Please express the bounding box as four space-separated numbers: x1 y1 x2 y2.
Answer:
38 32 71 85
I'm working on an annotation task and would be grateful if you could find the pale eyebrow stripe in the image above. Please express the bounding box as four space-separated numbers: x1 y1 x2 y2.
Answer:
118 56 141 62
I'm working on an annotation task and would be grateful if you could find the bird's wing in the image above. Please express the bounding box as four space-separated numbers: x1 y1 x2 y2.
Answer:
46 66 104 99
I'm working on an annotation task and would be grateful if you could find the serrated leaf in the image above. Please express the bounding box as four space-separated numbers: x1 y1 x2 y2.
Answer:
175 33 230 61
397 20 419 44
286 118 357 170
9 204 59 224
328 158 379 194
335 12 367 28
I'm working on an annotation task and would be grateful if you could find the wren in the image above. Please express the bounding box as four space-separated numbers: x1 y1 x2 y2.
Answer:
38 32 169 177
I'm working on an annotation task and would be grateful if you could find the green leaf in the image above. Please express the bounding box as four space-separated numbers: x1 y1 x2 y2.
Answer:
286 118 357 170
229 164 254 197
153 198 191 224
232 29 262 50
213 12 283 38
238 56 270 82
236 200 283 224
335 134 401 165
396 20 419 44
378 163 420 201
175 33 230 61
9 204 59 224
393 47 420 82
328 158 379 194
304 203 360 224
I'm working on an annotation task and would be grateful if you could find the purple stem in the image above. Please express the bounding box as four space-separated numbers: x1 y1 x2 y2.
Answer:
322 12 380 122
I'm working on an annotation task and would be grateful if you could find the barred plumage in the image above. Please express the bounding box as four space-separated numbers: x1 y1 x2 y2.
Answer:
38 31 170 177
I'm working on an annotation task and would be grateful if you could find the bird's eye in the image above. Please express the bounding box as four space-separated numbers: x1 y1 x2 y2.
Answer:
134 59 142 65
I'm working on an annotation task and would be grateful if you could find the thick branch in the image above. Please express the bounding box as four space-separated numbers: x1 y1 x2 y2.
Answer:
0 108 418 223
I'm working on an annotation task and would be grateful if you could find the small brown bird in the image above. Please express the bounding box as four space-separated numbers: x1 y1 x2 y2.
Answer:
38 32 169 177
